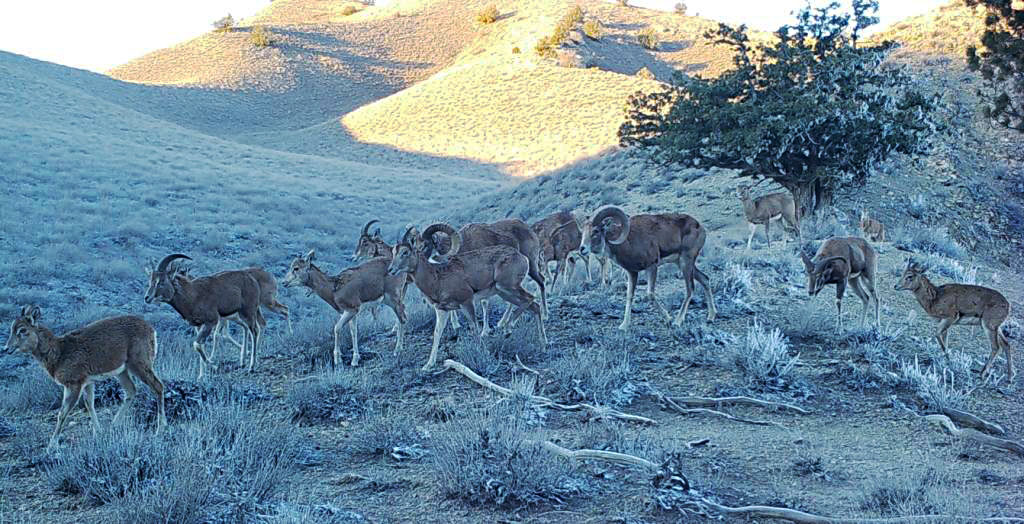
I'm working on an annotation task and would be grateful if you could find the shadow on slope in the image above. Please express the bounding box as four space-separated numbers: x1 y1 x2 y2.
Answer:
0 51 510 330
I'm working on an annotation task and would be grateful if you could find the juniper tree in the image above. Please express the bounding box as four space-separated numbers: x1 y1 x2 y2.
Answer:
966 0 1024 132
618 1 939 214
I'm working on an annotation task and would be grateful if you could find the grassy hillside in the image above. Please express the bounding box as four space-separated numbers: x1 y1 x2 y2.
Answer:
0 0 1022 523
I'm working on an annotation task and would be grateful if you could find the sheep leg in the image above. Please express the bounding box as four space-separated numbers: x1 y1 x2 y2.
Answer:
695 267 716 322
646 267 672 324
980 326 1002 379
113 370 137 426
619 271 638 331
49 384 83 451
746 223 757 250
425 307 448 372
384 290 406 355
848 277 871 328
333 310 357 368
496 284 546 346
833 281 847 334
674 262 696 326
194 323 216 380
82 383 99 436
936 315 957 358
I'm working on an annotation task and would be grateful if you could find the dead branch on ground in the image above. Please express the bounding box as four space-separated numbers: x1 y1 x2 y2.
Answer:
442 359 656 425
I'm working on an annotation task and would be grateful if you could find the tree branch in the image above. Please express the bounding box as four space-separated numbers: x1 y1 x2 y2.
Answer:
441 359 657 425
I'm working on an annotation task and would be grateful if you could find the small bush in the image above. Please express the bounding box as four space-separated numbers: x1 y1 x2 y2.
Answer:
713 263 755 316
802 212 849 240
45 402 301 521
582 20 603 40
905 194 928 219
213 14 235 32
858 461 964 517
618 0 629 6
432 405 583 507
512 46 521 54
345 405 422 459
892 226 964 259
674 2 688 15
535 37 557 58
637 27 659 50
288 372 369 425
0 366 60 413
898 356 974 411
727 320 800 388
536 6 583 57
340 5 360 16
636 66 655 80
250 25 273 48
476 4 499 24
547 341 636 406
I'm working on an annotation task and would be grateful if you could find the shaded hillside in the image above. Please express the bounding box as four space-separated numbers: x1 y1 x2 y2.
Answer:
0 49 506 326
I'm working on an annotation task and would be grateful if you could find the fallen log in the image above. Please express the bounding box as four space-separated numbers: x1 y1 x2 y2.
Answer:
924 415 1024 457
940 407 1005 436
442 359 656 425
651 392 787 429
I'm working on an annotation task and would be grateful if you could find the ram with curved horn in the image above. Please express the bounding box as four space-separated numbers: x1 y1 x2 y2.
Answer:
144 254 264 378
283 249 407 368
580 206 716 331
441 222 520 335
388 223 546 371
353 219 392 261
895 258 1013 381
531 211 587 293
800 237 880 333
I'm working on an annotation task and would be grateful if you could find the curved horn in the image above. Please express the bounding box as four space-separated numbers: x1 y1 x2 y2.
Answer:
422 223 460 261
813 256 847 274
592 206 630 245
554 219 579 232
400 225 418 247
361 219 380 237
156 254 192 273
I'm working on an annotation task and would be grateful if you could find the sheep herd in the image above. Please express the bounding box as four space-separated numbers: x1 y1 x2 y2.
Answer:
3 188 1015 449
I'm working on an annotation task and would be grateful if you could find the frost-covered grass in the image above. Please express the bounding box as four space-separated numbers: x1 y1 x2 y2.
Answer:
727 320 800 388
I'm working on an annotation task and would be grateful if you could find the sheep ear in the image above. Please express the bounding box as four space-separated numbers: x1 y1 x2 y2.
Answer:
26 306 41 325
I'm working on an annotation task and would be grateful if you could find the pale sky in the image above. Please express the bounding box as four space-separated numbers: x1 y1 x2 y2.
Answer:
0 0 948 73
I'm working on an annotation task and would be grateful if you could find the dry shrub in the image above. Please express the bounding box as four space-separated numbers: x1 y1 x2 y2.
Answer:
476 4 499 24
637 27 659 50
583 20 603 40
250 25 273 48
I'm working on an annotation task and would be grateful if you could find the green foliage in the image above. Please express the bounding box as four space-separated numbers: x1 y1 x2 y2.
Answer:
637 27 659 50
965 0 1024 131
618 1 939 213
213 14 235 32
250 25 273 47
583 19 603 40
476 4 499 24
